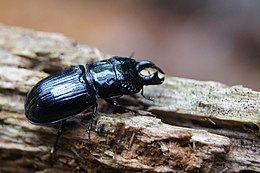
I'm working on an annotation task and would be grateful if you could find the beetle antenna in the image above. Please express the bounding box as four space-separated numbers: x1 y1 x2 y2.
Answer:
129 50 135 59
105 99 138 114
141 88 154 102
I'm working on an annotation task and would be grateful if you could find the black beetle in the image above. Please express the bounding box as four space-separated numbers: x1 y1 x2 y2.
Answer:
24 56 165 152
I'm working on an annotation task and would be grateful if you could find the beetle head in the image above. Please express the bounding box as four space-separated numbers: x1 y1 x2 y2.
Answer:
136 60 165 85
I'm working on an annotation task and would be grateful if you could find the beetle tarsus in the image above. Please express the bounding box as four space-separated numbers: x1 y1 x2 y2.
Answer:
51 120 66 158
87 102 97 141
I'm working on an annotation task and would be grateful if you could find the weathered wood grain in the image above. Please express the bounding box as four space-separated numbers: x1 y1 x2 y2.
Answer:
0 23 259 173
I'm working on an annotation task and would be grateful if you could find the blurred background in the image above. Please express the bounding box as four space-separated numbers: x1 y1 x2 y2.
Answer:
0 0 259 90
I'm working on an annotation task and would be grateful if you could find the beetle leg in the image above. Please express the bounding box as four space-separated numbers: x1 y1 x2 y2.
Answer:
87 102 97 141
141 88 154 102
51 120 66 155
105 99 137 114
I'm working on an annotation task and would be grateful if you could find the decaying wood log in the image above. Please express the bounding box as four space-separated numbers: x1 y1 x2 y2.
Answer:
0 23 259 173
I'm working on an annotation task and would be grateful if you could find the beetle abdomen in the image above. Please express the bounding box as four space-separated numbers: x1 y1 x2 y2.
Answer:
25 65 95 124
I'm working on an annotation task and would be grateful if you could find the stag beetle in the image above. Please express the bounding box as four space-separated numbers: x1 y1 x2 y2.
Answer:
24 56 165 152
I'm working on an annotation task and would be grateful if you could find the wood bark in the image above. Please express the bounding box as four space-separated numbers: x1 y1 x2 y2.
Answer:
0 23 259 173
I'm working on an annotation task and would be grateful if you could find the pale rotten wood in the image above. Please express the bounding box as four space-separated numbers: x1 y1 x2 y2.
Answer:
0 23 259 173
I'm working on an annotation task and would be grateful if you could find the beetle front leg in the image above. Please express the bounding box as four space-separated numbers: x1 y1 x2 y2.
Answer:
105 99 137 114
87 102 97 141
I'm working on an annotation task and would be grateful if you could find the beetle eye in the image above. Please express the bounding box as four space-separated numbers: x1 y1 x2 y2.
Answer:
139 67 157 76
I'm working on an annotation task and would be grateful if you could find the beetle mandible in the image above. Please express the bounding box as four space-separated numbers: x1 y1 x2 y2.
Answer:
24 56 165 152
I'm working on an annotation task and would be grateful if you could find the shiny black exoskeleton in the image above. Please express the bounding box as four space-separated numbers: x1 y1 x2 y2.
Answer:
24 56 165 151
